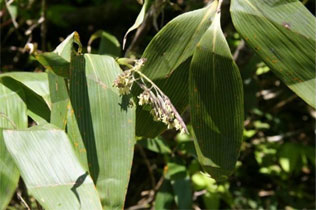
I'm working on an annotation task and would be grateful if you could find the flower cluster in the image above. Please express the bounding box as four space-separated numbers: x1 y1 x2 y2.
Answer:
114 58 188 134
138 90 187 134
113 70 134 95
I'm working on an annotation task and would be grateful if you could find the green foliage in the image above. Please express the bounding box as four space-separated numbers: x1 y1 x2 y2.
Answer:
189 11 244 181
3 124 103 209
231 0 316 108
0 0 315 209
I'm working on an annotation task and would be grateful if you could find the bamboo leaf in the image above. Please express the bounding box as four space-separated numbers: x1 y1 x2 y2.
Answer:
3 124 103 210
0 83 28 210
154 180 175 210
48 71 69 129
70 54 135 209
189 12 244 181
35 31 82 78
123 0 152 49
230 0 316 108
0 72 50 123
35 52 70 78
88 30 121 57
36 32 90 170
136 2 218 137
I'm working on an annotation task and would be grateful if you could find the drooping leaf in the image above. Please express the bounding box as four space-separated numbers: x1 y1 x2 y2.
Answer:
189 12 244 181
136 1 218 137
0 72 51 123
123 0 152 49
70 54 135 209
88 30 121 57
0 83 28 210
230 0 316 108
3 124 102 210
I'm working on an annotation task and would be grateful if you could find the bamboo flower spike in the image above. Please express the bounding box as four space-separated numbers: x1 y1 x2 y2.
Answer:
114 58 188 134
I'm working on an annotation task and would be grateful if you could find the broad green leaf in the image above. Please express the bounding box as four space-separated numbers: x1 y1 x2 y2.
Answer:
154 179 175 210
0 83 27 210
189 12 244 181
36 32 81 129
36 52 70 78
70 54 135 209
123 0 152 49
136 2 218 137
3 125 102 210
230 0 316 108
165 158 192 209
88 30 121 57
66 104 89 171
171 176 192 209
0 129 20 210
48 71 69 129
0 72 50 105
0 72 50 123
54 32 82 62
138 137 171 154
36 32 89 170
35 31 82 78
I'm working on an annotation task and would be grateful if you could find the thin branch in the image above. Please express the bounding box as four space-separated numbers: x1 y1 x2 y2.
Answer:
41 0 47 51
17 191 31 210
136 144 156 189
125 0 166 56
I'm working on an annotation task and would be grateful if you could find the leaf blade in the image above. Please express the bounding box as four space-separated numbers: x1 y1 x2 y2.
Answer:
230 0 316 107
3 125 102 210
136 2 218 137
189 13 244 181
70 54 135 209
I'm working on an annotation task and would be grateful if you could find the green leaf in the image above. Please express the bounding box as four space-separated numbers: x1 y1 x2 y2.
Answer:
230 0 316 108
37 32 81 129
3 125 102 210
138 137 171 154
70 54 135 209
154 179 175 210
35 52 70 78
35 31 82 78
123 0 152 49
88 30 121 57
172 177 193 209
0 129 20 210
136 2 218 137
189 12 244 181
0 72 51 123
48 71 69 129
54 32 82 62
278 143 301 173
0 82 27 210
